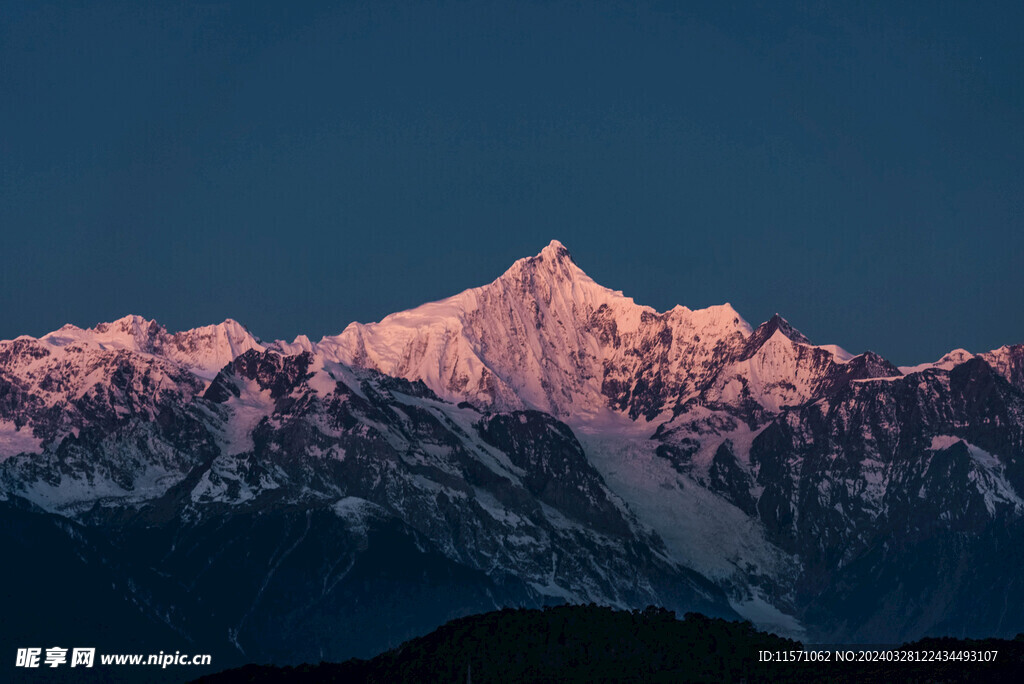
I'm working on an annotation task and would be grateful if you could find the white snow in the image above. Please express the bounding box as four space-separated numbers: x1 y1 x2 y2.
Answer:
705 329 841 411
574 414 799 592
0 420 43 459
729 593 806 640
217 379 276 455
293 240 757 421
3 315 264 384
5 239 982 637
930 435 963 451
817 344 855 363
332 496 384 535
928 435 1024 514
900 349 975 375
980 345 1023 385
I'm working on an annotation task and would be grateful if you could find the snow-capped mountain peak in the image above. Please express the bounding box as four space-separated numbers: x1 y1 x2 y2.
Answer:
899 348 976 375
3 239 1024 654
740 314 811 360
40 314 162 351
2 242 920 425
303 242 769 420
537 237 573 262
5 316 265 382
164 318 265 379
262 241 906 423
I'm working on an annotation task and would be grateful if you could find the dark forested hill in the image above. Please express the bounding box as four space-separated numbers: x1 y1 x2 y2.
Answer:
191 605 1024 684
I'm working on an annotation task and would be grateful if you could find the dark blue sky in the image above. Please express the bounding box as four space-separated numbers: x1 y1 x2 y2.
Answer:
2 1 1022 364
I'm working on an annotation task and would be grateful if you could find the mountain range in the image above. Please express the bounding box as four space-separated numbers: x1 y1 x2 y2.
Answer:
3 240 1023 667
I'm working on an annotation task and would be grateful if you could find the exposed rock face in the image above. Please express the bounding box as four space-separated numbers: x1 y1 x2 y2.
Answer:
1 240 1023 662
744 358 1024 641
0 341 733 664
